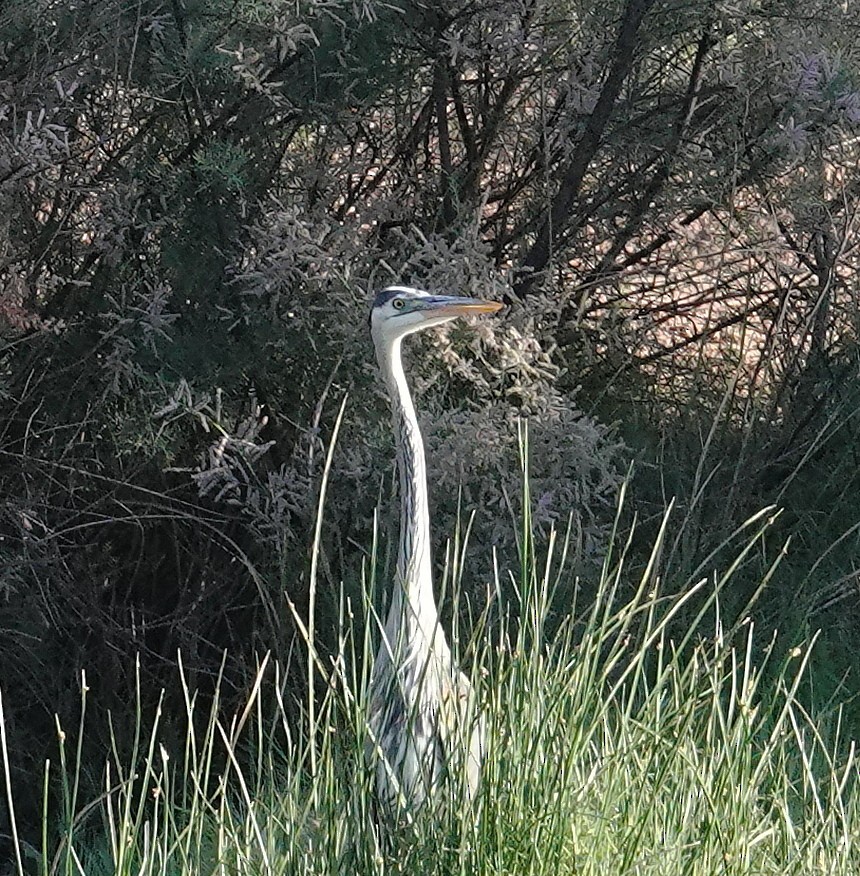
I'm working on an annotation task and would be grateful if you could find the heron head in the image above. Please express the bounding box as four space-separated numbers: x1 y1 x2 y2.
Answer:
369 286 503 348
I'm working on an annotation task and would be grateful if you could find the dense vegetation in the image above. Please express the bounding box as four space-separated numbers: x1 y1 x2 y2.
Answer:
1 0 860 869
13 517 860 875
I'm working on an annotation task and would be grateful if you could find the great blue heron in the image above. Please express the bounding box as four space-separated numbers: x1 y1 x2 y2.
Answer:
367 286 502 813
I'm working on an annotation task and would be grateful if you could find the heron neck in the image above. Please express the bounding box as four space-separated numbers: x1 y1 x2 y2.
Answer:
380 338 445 652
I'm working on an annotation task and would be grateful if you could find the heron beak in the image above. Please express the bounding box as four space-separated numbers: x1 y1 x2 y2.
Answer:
419 296 504 318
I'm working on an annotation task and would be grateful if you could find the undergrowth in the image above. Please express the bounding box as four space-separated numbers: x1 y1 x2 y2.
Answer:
1 475 857 876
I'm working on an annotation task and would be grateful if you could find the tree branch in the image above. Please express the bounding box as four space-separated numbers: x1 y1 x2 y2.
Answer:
513 0 656 298
434 59 456 227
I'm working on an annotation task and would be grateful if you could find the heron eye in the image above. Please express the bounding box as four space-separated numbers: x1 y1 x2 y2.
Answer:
392 298 405 310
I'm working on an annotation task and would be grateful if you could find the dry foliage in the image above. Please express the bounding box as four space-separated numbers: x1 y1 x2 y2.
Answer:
2 0 860 854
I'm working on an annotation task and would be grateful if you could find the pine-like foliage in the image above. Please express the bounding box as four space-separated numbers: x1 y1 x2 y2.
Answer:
2 0 860 857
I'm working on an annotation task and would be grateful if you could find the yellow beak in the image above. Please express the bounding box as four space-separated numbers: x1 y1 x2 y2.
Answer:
420 296 504 317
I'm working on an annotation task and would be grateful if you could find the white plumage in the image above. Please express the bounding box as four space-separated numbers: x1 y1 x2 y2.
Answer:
366 286 500 813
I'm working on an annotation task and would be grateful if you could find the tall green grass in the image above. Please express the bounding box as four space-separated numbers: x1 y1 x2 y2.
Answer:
2 483 858 875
